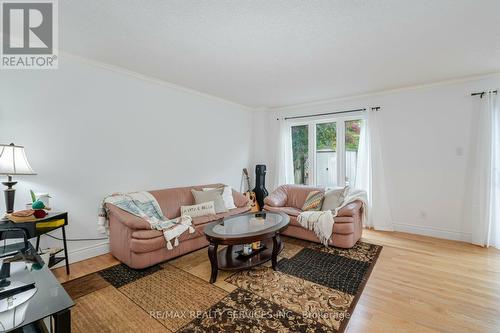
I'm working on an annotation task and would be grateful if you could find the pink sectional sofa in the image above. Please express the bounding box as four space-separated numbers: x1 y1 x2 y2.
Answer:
264 185 363 248
106 184 250 269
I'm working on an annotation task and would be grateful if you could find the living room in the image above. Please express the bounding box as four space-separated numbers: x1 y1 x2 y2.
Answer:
0 1 499 332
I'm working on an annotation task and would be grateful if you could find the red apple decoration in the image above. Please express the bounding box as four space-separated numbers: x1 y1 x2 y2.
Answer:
33 209 47 219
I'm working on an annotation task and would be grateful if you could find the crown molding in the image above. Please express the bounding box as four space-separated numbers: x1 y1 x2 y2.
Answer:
59 51 254 111
271 72 500 111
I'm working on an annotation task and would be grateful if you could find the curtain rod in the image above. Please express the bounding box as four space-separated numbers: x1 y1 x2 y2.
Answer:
278 106 381 121
281 108 367 121
471 90 498 98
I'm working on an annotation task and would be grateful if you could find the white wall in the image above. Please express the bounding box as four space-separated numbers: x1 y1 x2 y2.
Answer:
253 75 500 242
0 55 253 262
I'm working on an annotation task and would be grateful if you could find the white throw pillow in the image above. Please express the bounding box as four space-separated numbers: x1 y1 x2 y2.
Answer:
181 201 216 218
322 186 350 211
203 186 237 210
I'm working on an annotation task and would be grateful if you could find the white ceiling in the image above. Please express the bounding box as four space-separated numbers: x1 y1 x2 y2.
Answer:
61 0 500 108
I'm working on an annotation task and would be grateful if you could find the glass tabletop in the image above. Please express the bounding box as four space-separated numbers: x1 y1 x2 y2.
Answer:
0 242 74 331
207 212 288 238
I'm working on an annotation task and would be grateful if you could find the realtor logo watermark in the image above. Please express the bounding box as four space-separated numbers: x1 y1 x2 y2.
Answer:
1 0 58 69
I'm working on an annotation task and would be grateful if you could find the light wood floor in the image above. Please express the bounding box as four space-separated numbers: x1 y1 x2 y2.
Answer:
53 230 500 333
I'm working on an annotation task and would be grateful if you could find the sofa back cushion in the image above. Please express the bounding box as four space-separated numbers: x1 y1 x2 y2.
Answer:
283 185 324 209
149 184 247 219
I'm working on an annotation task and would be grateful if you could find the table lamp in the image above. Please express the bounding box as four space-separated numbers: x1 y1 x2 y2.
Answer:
0 144 36 214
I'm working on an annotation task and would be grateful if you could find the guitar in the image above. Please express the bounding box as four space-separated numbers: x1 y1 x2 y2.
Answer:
243 168 260 212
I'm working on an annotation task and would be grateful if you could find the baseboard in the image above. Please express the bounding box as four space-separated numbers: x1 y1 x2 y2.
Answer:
392 223 472 242
51 241 110 268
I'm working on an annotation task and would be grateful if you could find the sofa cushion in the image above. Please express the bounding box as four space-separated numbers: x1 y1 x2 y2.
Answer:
132 229 163 239
150 184 247 219
130 225 206 253
131 206 251 240
191 206 250 226
263 205 301 217
289 215 355 234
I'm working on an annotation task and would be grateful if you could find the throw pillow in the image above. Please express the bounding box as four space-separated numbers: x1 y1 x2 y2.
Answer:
202 186 237 210
181 201 216 218
322 186 350 211
302 191 325 211
191 188 228 214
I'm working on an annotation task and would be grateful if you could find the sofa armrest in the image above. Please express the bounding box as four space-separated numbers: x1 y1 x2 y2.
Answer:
106 204 151 230
264 187 287 207
336 201 363 217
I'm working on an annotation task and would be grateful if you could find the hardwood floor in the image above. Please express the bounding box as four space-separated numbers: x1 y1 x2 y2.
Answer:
52 230 500 333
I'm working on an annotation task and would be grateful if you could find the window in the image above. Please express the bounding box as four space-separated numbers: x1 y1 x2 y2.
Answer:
289 116 363 187
291 125 309 185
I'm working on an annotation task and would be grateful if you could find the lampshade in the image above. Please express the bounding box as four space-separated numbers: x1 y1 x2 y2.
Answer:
0 143 36 175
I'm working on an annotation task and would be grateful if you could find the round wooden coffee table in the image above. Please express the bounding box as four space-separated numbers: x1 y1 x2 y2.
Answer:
204 212 289 283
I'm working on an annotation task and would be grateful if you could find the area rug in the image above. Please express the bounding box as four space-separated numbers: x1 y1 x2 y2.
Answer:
63 239 381 333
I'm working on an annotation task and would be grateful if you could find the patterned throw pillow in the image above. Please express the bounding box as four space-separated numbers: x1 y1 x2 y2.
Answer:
181 201 216 218
301 191 325 211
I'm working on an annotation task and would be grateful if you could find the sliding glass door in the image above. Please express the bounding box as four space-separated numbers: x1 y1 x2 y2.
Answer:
315 122 337 187
289 115 363 187
291 125 309 185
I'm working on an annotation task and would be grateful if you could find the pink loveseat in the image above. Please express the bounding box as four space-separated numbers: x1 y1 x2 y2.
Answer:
264 185 363 248
107 184 250 269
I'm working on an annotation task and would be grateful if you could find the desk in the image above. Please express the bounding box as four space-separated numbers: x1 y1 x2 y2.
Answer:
0 212 69 274
0 242 74 332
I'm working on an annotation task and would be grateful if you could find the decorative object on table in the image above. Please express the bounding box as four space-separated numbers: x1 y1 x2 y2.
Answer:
0 143 36 214
242 168 259 212
35 193 51 208
5 210 39 222
253 164 269 211
242 244 253 255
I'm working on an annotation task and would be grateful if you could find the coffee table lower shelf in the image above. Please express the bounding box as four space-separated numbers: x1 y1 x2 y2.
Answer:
218 238 283 271
208 236 283 283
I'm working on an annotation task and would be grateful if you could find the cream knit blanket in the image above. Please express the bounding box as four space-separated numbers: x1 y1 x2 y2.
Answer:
297 189 368 246
101 191 195 250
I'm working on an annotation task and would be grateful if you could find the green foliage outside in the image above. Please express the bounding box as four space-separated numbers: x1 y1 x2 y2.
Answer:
345 120 361 151
291 120 362 184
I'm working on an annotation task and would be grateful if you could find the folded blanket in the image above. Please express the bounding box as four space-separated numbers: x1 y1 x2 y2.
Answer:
297 189 368 246
100 191 195 250
297 210 334 246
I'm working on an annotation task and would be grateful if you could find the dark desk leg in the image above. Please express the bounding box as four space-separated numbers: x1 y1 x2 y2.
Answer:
208 242 218 283
61 226 70 275
35 235 40 251
54 309 71 333
272 234 281 270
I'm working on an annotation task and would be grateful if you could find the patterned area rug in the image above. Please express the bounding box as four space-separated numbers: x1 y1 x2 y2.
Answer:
63 238 381 333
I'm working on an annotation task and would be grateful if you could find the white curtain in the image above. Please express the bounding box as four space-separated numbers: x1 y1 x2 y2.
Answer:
470 92 500 248
273 118 294 190
355 110 393 230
